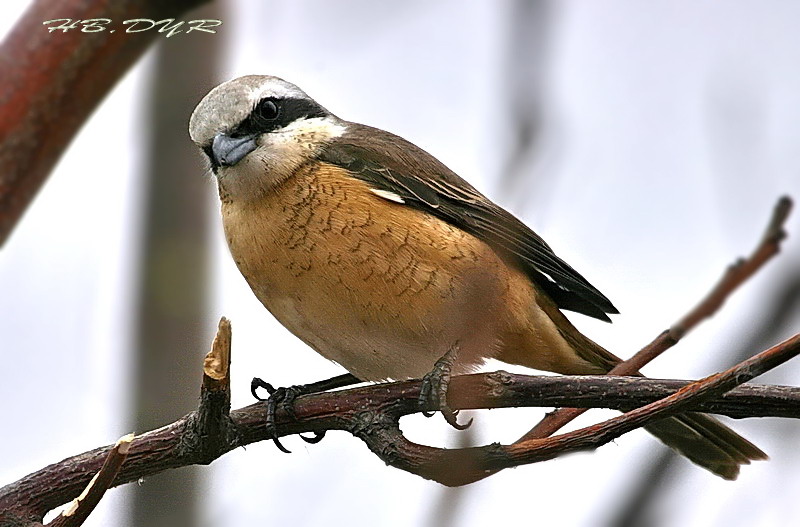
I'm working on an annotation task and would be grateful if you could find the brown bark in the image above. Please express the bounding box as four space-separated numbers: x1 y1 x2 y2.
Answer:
1 330 799 525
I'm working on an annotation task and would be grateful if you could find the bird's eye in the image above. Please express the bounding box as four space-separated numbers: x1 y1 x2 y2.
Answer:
256 98 279 121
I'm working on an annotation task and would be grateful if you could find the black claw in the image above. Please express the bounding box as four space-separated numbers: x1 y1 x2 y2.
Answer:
251 373 361 453
264 387 291 453
271 437 292 454
300 430 327 444
418 343 471 429
250 377 275 400
442 408 473 430
252 377 293 452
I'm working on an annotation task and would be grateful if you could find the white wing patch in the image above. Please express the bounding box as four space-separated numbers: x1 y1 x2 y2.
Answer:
370 188 405 204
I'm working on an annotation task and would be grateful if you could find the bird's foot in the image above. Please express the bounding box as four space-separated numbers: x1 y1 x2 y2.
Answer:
250 373 361 453
419 343 472 430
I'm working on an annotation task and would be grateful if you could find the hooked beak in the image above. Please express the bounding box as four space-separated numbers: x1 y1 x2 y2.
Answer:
210 133 258 168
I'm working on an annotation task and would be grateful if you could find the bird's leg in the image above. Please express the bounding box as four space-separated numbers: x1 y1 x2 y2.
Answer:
250 373 361 453
419 342 472 430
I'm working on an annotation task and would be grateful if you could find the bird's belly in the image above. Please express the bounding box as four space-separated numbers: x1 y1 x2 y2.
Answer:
221 167 514 380
244 212 510 381
259 291 459 381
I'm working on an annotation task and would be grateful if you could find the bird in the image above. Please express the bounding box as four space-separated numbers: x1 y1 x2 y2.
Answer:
189 74 766 479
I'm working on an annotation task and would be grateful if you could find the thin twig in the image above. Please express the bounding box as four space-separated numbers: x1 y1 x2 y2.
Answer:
46 434 134 527
520 196 793 441
502 333 800 465
349 333 800 486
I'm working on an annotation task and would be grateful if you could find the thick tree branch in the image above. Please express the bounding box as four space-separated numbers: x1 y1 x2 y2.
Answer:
0 0 210 246
1 327 799 523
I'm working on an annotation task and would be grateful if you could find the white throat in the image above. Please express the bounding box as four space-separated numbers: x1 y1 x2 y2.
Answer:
216 115 348 202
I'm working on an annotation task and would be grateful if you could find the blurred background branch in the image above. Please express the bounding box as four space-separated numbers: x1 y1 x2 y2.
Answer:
127 2 223 525
0 0 209 247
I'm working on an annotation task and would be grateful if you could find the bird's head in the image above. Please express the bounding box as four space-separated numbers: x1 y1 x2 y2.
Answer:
189 75 346 201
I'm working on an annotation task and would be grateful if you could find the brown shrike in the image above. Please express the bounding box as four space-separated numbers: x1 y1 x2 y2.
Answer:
189 75 765 479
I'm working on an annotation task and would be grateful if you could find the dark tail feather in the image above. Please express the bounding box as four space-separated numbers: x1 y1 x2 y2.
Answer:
547 308 768 479
644 414 767 480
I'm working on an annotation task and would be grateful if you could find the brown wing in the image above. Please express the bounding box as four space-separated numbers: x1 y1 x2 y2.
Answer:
318 123 618 321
